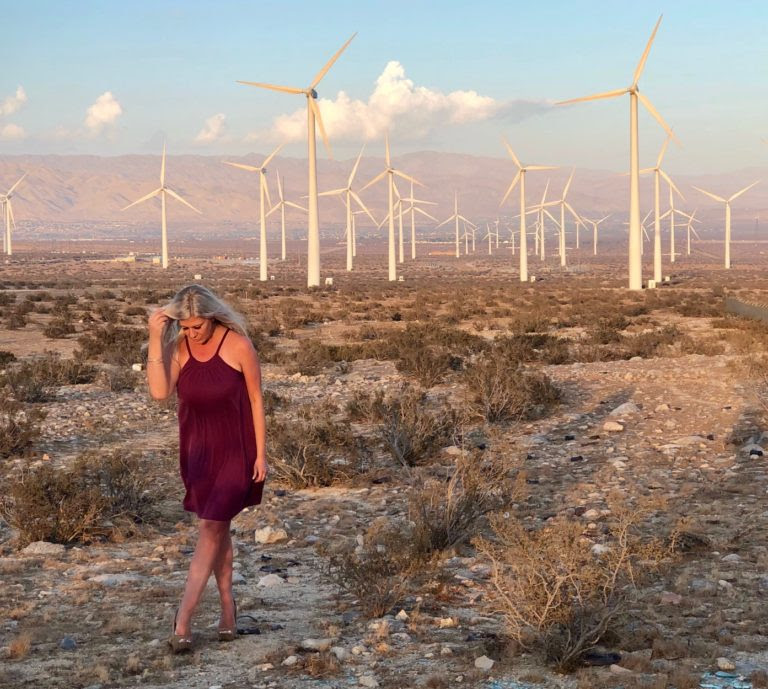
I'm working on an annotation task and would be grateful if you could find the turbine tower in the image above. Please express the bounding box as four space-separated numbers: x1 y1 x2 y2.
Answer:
499 138 556 282
122 144 201 269
437 192 475 259
225 144 283 281
361 135 421 281
267 172 307 261
238 33 356 288
693 182 759 269
400 181 437 260
557 15 676 290
1 173 26 256
318 146 375 271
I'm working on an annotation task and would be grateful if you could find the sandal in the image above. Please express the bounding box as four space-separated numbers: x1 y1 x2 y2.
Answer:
218 599 237 642
168 608 193 654
236 614 262 635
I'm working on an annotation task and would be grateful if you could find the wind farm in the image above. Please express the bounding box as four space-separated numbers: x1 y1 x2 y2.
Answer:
2 4 768 689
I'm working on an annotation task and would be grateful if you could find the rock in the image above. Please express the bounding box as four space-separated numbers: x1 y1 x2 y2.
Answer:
257 573 284 587
59 636 77 650
254 526 288 544
717 657 736 671
395 609 409 621
351 645 366 655
331 646 349 661
655 403 670 412
583 509 601 520
90 573 145 586
591 544 610 556
674 435 706 446
610 402 640 416
281 655 298 666
441 646 453 656
742 443 764 455
443 446 462 456
232 571 246 585
300 638 334 652
660 591 683 605
721 554 741 563
603 421 624 432
22 541 66 556
437 617 458 628
689 578 717 595
474 655 494 671
358 675 379 688
610 664 632 675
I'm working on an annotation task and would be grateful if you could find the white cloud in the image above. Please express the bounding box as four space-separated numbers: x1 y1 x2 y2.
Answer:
0 86 27 116
248 61 550 143
84 91 123 133
195 113 228 143
0 123 26 140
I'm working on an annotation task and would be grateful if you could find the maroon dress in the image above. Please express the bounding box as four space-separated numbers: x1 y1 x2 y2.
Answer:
177 328 264 521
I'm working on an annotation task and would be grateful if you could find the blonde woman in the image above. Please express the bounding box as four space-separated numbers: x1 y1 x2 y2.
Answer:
146 284 267 653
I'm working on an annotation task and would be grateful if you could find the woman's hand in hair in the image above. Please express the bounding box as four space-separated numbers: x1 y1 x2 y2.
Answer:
148 308 171 338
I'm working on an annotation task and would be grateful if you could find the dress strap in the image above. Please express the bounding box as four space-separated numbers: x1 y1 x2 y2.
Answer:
184 336 195 360
215 328 230 355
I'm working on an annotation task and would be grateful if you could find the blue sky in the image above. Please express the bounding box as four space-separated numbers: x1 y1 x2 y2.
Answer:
2 0 766 174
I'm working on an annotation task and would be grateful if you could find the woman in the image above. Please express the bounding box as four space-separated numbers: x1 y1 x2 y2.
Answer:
146 284 267 653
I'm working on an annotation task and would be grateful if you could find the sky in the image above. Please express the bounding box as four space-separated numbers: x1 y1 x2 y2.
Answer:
2 0 767 175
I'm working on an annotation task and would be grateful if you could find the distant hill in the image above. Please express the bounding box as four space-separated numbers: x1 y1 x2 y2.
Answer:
0 152 765 240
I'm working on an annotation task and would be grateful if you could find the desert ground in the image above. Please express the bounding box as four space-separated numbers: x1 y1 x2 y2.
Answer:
2 238 768 689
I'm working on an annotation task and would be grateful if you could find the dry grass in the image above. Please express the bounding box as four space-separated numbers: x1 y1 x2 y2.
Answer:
7 633 32 660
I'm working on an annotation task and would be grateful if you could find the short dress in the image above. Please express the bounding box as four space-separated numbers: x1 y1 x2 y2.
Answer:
176 328 265 521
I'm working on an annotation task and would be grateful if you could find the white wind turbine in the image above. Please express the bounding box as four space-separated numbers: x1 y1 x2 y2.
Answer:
267 172 307 262
1 173 26 256
499 138 557 282
639 132 682 283
400 181 437 260
557 15 676 290
361 135 422 281
122 144 201 269
437 192 475 259
692 182 759 269
318 146 375 271
540 170 580 268
584 215 611 255
225 144 283 282
238 33 356 288
676 208 701 255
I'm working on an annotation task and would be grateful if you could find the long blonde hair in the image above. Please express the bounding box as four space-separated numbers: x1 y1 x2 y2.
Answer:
160 284 248 348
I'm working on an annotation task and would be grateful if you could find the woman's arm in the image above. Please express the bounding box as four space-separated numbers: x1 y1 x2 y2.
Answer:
146 309 181 400
236 335 268 481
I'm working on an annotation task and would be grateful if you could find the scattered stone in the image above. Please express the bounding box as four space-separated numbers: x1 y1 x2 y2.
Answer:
254 526 288 544
610 402 640 416
257 573 284 587
610 664 633 675
722 554 741 563
232 571 246 585
591 544 610 556
660 591 683 605
603 421 624 432
351 645 366 655
281 655 298 666
22 541 66 556
90 573 145 587
474 655 494 671
300 638 334 652
655 403 670 412
331 646 349 661
59 636 77 651
717 657 736 671
395 609 409 621
358 675 379 688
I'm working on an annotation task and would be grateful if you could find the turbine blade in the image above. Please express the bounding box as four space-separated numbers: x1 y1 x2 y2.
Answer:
562 169 575 199
261 175 273 210
285 201 308 212
225 161 260 172
350 190 377 224
276 172 284 201
656 131 672 168
265 204 279 218
310 32 357 89
360 169 388 192
385 133 391 168
659 169 685 200
8 201 15 229
237 80 304 95
261 143 284 169
309 98 332 159
166 188 202 214
525 165 558 171
500 171 521 206
436 215 455 229
502 137 522 169
6 172 27 196
543 208 560 226
161 142 166 185
348 144 365 187
318 188 346 197
633 15 663 88
556 88 628 106
692 186 726 203
393 170 423 187
122 187 162 211
637 92 677 141
540 178 550 205
564 201 582 223
729 180 759 201
413 207 437 222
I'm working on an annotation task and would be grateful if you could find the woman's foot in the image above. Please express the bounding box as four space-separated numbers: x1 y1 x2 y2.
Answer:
168 608 193 654
218 598 237 642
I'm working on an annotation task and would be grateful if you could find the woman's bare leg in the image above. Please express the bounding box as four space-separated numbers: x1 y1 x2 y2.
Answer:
212 525 235 629
174 518 229 636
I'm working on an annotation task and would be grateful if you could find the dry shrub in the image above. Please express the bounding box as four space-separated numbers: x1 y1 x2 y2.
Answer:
350 385 453 467
268 406 365 488
2 352 97 402
77 325 146 365
7 633 31 660
463 355 560 424
101 366 139 392
475 495 672 671
305 651 341 678
319 518 428 618
0 398 45 459
395 345 455 388
0 450 160 546
408 449 526 554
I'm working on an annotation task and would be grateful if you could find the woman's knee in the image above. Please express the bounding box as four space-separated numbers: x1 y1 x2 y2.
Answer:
199 518 230 539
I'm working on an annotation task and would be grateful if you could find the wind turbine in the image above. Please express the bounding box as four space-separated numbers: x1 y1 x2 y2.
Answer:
676 208 701 255
557 15 676 290
640 132 682 283
122 144 201 269
318 146 375 271
437 192 475 259
584 215 611 255
361 134 422 281
225 144 283 281
267 172 307 262
692 182 759 269
540 170 580 268
1 173 26 256
499 138 557 281
400 181 437 259
238 33 356 288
